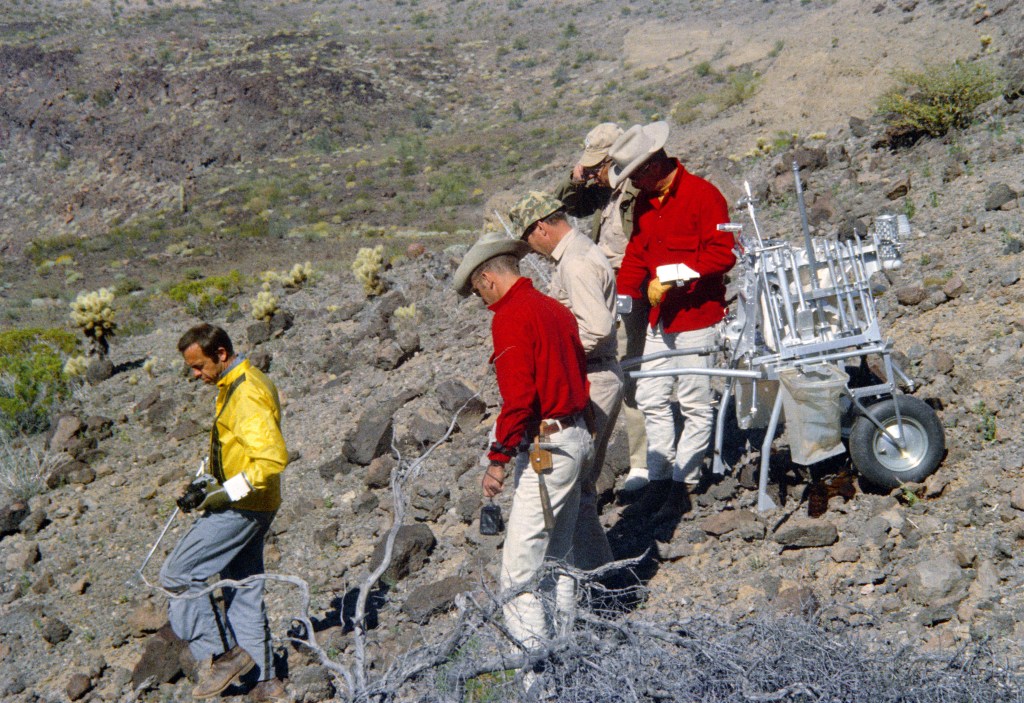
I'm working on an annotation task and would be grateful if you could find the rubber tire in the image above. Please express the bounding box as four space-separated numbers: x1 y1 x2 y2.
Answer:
849 395 945 489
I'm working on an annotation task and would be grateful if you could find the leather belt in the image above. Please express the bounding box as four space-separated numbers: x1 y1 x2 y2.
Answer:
538 413 581 437
586 356 617 369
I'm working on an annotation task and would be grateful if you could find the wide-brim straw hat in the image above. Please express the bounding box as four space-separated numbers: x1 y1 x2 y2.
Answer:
452 230 530 297
608 121 670 188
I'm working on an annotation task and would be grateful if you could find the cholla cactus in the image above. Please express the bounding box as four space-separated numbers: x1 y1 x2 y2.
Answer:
69 288 116 357
143 357 160 378
260 261 315 288
63 355 89 378
251 289 279 322
393 303 417 321
283 261 313 287
351 245 386 296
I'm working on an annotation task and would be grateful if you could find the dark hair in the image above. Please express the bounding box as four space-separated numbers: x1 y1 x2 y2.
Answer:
471 254 521 286
177 323 234 359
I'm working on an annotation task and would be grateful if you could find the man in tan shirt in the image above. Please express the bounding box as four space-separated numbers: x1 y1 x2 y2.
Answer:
556 123 649 493
510 191 623 570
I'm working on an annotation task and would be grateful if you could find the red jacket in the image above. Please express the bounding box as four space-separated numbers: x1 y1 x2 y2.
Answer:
487 278 590 464
617 160 735 333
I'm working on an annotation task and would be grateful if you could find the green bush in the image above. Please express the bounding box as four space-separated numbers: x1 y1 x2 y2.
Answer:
0 328 79 436
165 270 245 317
877 60 1002 137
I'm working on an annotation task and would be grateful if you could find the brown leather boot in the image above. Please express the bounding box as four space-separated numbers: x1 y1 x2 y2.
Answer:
193 646 255 699
248 678 288 702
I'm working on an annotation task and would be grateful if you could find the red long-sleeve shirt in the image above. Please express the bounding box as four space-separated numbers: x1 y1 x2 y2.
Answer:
487 277 590 464
617 160 735 333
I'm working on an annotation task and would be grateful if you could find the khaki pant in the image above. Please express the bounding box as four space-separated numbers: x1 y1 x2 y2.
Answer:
617 305 649 470
636 325 717 483
571 363 623 570
501 421 592 649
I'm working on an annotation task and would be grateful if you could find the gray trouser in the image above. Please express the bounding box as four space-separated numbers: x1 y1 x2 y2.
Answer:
160 508 276 680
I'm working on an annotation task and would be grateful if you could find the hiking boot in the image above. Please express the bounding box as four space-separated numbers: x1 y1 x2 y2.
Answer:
193 646 255 699
621 467 650 493
248 678 288 702
650 480 692 526
621 479 671 519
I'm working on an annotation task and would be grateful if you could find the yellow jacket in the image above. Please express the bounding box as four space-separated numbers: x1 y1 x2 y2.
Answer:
210 358 288 512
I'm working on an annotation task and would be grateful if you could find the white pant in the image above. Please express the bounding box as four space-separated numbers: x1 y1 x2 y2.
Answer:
500 422 592 649
635 325 717 483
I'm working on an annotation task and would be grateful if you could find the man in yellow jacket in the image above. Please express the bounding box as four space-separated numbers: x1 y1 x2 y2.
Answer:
160 324 288 701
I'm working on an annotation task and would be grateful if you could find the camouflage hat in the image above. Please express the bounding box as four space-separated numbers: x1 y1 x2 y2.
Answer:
579 122 623 168
508 191 564 238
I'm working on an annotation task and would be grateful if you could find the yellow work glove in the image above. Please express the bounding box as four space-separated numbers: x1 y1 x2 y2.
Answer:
647 277 673 307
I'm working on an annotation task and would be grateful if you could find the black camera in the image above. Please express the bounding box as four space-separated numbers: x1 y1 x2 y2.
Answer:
479 502 504 535
176 475 216 513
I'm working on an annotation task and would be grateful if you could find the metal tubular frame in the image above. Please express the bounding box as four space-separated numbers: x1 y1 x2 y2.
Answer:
623 175 915 511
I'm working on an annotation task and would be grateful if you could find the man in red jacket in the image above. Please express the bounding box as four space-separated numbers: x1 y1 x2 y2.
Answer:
610 122 736 527
453 230 594 653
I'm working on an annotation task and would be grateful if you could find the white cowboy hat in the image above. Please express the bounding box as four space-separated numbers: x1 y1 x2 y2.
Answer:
608 121 670 188
452 230 530 297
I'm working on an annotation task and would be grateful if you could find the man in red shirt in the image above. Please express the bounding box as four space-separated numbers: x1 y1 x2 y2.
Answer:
453 230 594 652
610 122 736 528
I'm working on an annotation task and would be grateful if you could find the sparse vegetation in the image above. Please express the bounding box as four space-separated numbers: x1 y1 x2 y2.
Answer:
165 271 245 317
0 431 58 502
0 329 78 436
974 401 997 442
877 60 1003 138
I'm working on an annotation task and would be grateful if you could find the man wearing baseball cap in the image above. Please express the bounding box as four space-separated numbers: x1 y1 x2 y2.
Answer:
556 122 651 495
452 230 593 653
509 191 621 572
610 121 736 535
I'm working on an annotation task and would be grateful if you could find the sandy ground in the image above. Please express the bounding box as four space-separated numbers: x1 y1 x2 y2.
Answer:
623 0 997 157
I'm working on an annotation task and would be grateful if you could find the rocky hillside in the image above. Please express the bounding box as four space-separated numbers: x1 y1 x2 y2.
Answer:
3 0 1024 701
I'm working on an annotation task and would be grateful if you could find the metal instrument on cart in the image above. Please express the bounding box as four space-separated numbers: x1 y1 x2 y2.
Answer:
625 163 946 511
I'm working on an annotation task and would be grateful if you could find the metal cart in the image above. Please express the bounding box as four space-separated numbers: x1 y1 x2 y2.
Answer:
625 164 946 511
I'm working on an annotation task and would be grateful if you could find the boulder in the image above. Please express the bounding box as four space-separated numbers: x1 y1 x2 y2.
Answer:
435 379 486 433
984 182 1017 211
369 524 436 586
908 555 966 604
0 502 29 538
131 624 189 688
773 518 838 548
402 575 473 624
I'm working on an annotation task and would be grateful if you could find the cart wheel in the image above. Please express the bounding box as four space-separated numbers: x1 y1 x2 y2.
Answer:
849 396 945 489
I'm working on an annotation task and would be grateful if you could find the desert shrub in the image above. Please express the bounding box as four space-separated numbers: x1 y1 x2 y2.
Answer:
718 69 761 109
352 245 386 297
877 60 1002 137
0 328 78 436
69 288 117 358
0 431 60 502
165 270 245 317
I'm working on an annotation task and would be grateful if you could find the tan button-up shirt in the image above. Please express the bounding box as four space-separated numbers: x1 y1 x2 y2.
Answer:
548 228 618 361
